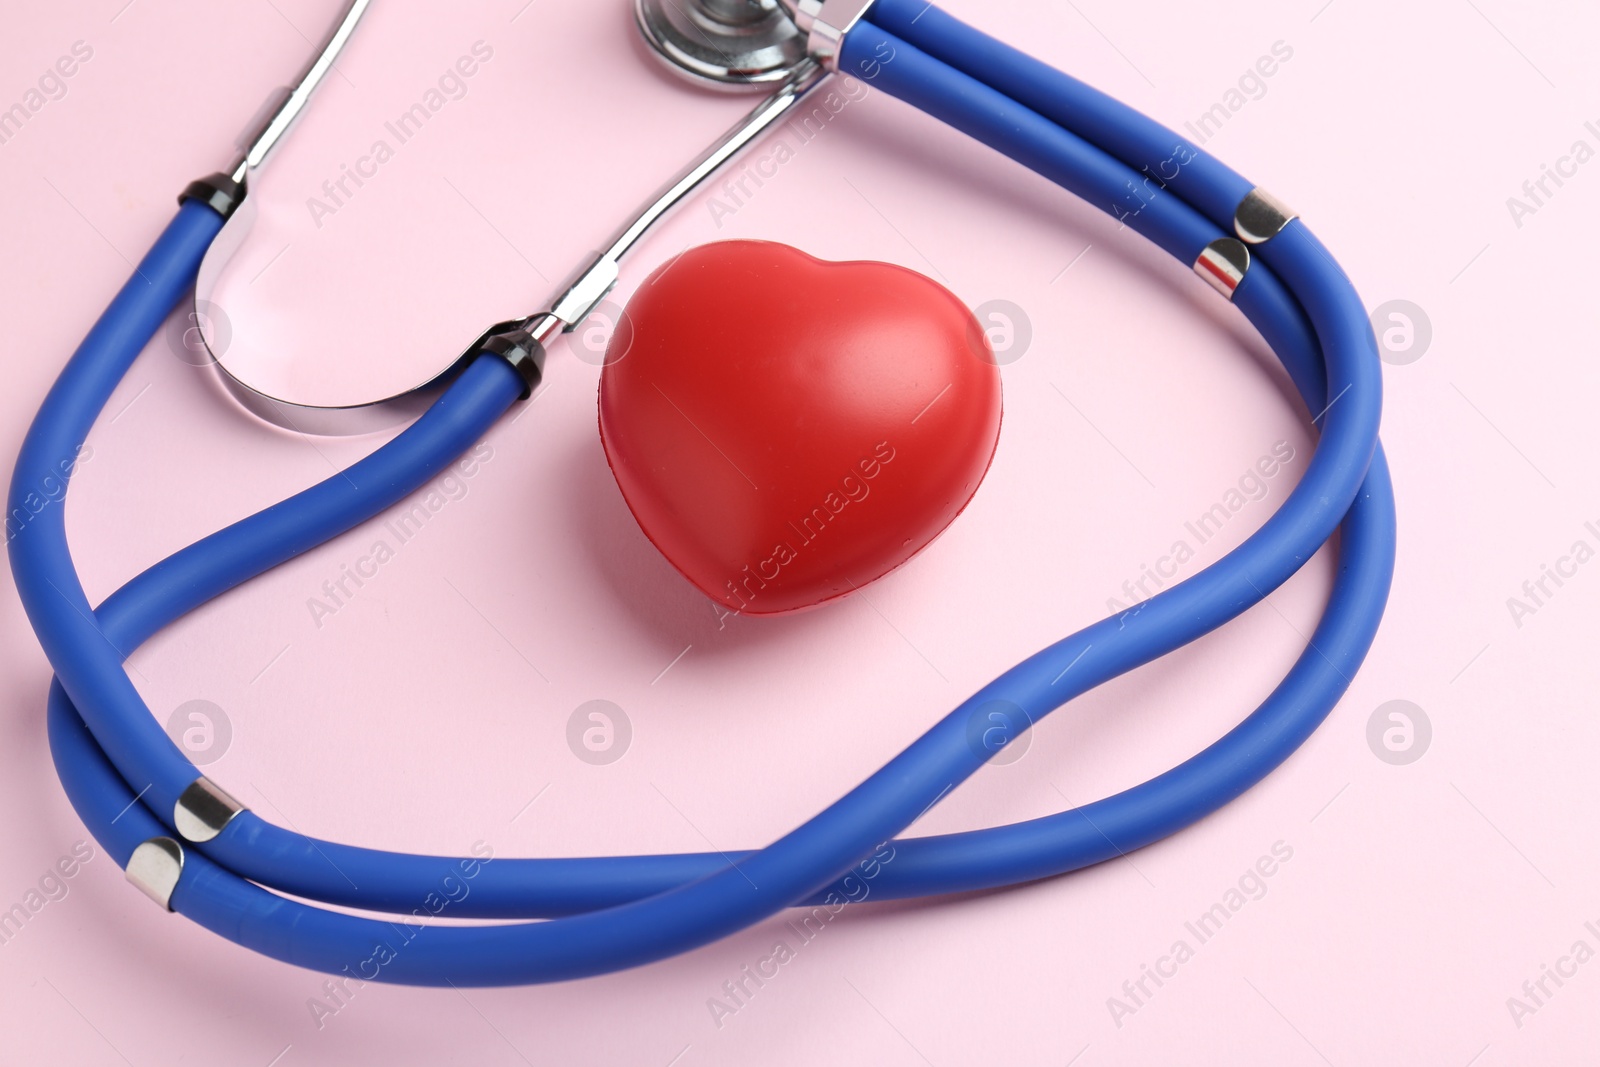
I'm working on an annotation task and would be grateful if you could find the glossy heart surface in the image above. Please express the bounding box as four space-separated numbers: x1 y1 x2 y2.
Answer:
598 240 1002 615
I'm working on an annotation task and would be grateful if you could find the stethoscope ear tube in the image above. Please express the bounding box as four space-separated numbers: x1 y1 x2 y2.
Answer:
16 4 1393 985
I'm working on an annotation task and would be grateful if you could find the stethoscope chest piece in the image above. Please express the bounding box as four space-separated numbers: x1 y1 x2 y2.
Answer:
634 0 810 87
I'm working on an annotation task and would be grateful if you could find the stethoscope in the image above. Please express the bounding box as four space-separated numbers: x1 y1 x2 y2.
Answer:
9 0 1394 986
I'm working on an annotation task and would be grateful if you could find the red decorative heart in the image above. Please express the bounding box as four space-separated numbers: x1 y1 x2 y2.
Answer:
598 240 1002 616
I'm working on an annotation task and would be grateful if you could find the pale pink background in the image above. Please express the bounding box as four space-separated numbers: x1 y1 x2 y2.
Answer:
2 0 1597 1064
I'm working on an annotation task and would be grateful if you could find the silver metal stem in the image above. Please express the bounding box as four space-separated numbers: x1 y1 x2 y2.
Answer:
546 58 829 329
195 2 836 434
227 0 373 183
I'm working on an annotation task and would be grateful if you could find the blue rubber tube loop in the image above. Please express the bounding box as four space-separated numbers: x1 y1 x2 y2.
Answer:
10 199 224 802
46 211 1388 921
865 0 1256 224
54 72 1375 919
17 10 1395 984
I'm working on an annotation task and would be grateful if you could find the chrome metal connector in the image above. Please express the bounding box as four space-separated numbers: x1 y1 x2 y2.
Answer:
174 777 246 844
1194 238 1251 299
780 0 877 69
1233 187 1297 245
126 837 184 910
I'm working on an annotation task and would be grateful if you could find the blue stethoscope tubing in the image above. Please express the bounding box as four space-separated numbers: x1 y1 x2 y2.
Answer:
14 3 1394 986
